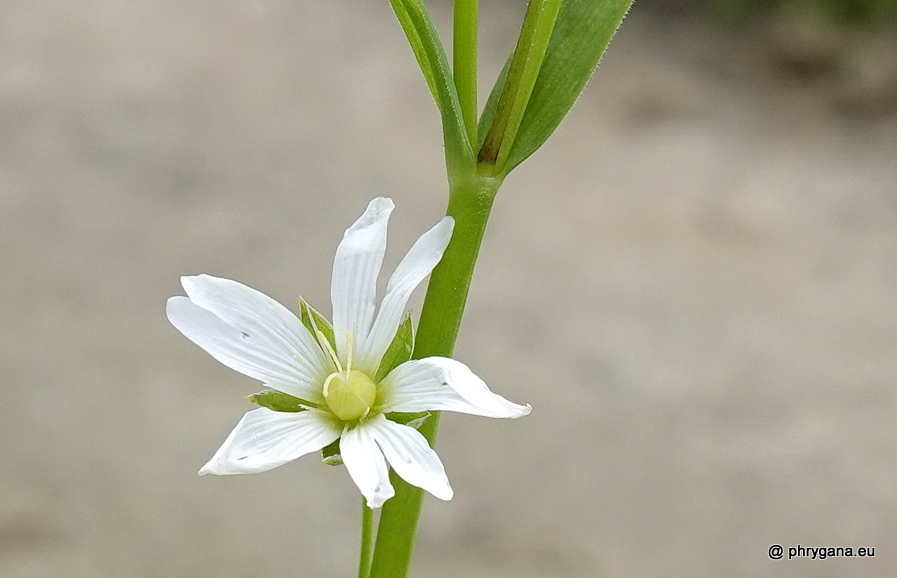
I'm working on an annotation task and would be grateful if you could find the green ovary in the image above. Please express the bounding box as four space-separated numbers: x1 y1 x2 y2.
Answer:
323 370 377 422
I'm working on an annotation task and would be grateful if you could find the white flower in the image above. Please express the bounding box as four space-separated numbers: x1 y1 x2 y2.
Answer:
166 197 531 508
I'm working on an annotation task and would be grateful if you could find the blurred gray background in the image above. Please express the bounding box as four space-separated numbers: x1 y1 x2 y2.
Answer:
2 0 896 576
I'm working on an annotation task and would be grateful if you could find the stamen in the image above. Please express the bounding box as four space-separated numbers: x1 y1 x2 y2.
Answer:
317 329 342 373
322 372 338 397
345 330 354 375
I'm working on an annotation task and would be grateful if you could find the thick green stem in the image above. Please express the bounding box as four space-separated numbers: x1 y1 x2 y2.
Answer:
367 175 503 578
358 499 374 578
453 0 478 144
413 177 502 359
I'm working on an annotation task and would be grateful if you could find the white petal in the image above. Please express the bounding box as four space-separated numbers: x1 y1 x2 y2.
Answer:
379 358 532 418
167 296 323 402
341 421 395 508
182 274 331 377
355 217 454 373
199 408 342 476
331 198 394 366
366 415 452 501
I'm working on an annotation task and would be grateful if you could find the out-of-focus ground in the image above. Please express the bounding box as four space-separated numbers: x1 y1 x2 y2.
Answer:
2 0 896 576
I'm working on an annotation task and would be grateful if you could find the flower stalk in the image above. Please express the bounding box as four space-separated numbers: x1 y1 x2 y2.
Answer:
358 499 374 578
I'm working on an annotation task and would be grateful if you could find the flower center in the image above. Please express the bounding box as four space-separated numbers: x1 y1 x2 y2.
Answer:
323 370 377 422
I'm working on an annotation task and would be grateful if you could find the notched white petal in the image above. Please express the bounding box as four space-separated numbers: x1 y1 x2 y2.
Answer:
367 415 452 501
199 408 342 476
380 358 532 418
340 422 395 508
167 296 322 402
356 216 454 372
181 275 330 379
331 198 394 365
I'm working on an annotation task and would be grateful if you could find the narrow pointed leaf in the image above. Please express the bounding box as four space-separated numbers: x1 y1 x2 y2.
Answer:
481 0 633 173
477 0 564 173
477 57 511 151
386 0 475 176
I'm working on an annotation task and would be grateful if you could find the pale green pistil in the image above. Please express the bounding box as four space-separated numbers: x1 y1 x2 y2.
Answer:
323 369 377 422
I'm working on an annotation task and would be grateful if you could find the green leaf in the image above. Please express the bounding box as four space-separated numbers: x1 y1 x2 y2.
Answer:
477 0 564 174
374 314 414 383
299 297 335 352
386 0 475 177
477 57 511 152
480 0 632 174
506 0 633 170
247 389 309 412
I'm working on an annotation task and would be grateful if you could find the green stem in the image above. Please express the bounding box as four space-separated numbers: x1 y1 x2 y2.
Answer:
358 499 374 578
453 0 478 145
367 174 503 578
413 178 503 359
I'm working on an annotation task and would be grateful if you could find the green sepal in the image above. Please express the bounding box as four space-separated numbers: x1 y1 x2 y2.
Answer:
299 297 335 352
385 411 431 429
374 313 414 383
247 389 309 413
480 0 633 174
321 438 343 466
